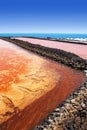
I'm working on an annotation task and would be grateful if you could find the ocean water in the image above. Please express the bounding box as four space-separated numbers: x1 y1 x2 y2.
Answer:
0 33 87 39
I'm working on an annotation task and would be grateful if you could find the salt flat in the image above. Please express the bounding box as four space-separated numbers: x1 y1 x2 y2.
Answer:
0 39 86 130
16 37 87 59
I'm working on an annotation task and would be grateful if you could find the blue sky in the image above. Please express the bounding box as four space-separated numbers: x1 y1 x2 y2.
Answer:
0 0 87 33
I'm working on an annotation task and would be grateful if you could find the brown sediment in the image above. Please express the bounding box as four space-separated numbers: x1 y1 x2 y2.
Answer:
0 47 30 92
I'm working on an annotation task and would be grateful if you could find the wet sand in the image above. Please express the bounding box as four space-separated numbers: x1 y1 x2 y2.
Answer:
16 37 87 59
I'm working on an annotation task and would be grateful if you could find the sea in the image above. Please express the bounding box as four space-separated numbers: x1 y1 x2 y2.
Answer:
0 33 87 39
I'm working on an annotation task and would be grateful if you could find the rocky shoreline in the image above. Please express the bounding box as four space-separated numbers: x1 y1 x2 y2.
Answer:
1 38 87 70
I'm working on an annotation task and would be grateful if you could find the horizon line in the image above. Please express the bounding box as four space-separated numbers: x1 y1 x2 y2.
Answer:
0 32 87 34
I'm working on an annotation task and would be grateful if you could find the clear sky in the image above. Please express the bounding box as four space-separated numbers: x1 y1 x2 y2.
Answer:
0 0 87 33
